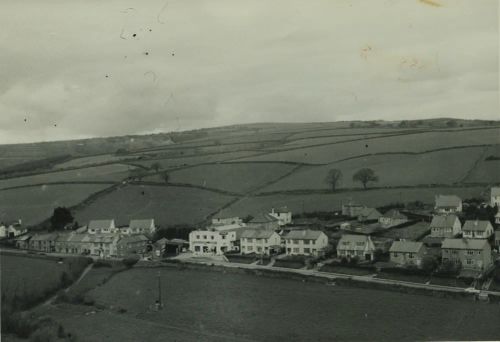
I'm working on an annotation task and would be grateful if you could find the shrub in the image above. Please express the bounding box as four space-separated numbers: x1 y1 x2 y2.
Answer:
122 256 140 268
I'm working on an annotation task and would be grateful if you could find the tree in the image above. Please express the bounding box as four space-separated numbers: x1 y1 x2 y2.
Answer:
421 256 438 274
161 171 170 183
122 256 140 268
325 169 342 191
352 168 379 190
50 207 74 231
150 162 162 172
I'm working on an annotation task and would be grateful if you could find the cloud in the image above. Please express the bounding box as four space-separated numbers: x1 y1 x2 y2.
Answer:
0 0 497 143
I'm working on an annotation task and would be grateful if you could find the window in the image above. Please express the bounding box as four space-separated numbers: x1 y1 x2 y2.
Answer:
476 250 481 255
467 250 474 255
257 247 262 252
304 248 310 254
293 248 299 253
393 252 399 257
211 236 214 240
241 246 245 250
222 235 226 240
293 240 299 245
466 259 474 265
194 246 200 252
409 253 414 259
203 235 207 240
248 246 253 251
304 240 310 245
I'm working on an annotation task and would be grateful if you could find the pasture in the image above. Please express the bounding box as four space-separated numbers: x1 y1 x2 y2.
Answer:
144 162 297 194
0 183 111 226
53 154 138 169
73 184 236 227
43 267 500 341
0 164 135 190
263 146 485 191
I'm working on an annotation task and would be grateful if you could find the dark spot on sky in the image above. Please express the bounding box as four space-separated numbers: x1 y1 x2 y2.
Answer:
54 124 57 127
141 191 145 195
132 33 137 37
149 29 152 32
144 52 149 56
365 144 368 148
105 75 109 78
24 118 27 122
171 53 175 56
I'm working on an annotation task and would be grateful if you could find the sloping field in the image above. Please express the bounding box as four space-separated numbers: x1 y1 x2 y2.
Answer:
54 154 139 169
0 184 111 226
267 133 390 151
285 127 413 140
232 128 500 164
73 184 236 227
463 145 500 184
45 267 500 341
218 186 486 218
143 162 297 194
263 147 486 192
0 164 135 190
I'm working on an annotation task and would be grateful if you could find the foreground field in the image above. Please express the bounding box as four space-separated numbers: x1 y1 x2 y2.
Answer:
41 267 500 341
73 184 236 227
0 184 111 226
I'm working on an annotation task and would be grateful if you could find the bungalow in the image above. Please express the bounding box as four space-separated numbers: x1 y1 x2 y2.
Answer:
389 241 426 267
87 219 117 234
341 200 365 218
337 234 376 261
378 209 408 228
248 213 280 230
429 215 461 238
357 207 382 223
284 230 328 257
129 219 156 235
491 187 500 207
269 207 292 226
29 233 59 252
240 229 281 255
189 227 242 255
462 220 494 239
434 195 462 214
117 235 149 257
441 238 492 271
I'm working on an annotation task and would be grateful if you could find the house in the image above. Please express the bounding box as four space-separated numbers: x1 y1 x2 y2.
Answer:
248 213 280 230
336 234 376 261
495 210 500 225
429 215 461 238
389 241 426 267
129 219 156 235
29 233 59 252
240 229 281 255
117 235 149 257
462 220 494 239
342 200 365 217
434 195 462 214
491 187 500 207
153 238 169 257
0 224 6 238
269 207 292 226
378 209 408 228
14 234 32 249
441 238 492 271
495 230 500 249
1 220 26 238
211 215 242 226
55 233 92 255
87 234 120 258
87 219 117 234
284 230 328 257
189 227 242 255
357 207 382 223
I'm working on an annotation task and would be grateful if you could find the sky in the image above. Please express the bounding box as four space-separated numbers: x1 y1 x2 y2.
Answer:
0 0 498 144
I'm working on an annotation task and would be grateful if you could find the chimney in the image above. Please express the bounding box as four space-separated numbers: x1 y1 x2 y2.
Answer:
18 219 22 225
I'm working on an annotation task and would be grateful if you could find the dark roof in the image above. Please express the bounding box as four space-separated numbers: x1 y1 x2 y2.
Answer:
389 241 424 253
249 213 279 224
462 220 492 232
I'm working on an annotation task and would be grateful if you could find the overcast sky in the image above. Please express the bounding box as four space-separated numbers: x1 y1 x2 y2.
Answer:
0 0 498 144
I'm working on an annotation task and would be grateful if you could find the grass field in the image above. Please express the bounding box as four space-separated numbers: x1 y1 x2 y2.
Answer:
218 186 486 218
0 164 135 190
263 146 485 191
143 162 297 194
38 267 500 341
0 184 111 226
378 222 430 240
233 128 500 164
53 154 140 169
73 184 236 227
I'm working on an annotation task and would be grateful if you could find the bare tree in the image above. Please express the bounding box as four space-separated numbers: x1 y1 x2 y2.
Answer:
325 169 342 191
352 168 379 190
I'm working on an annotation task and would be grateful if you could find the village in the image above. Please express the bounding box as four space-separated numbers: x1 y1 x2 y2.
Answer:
2 187 500 298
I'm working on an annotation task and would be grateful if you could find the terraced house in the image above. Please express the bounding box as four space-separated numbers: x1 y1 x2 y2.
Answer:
337 234 376 261
240 229 281 255
462 220 494 239
29 233 59 252
284 230 328 257
429 215 461 238
441 238 492 272
117 235 149 257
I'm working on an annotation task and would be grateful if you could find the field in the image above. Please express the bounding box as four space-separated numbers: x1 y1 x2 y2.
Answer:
143 162 297 194
54 154 139 169
73 184 236 227
378 222 430 240
0 184 111 226
0 164 135 190
262 146 485 191
36 267 500 341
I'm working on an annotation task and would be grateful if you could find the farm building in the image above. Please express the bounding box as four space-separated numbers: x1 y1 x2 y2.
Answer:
357 208 382 223
269 206 292 226
336 234 376 261
429 215 461 238
87 219 117 234
434 195 462 214
240 229 281 255
189 226 242 255
284 230 328 257
389 241 426 267
378 210 408 228
462 220 494 239
491 187 500 207
117 235 150 257
441 238 492 272
248 213 280 230
129 219 156 235
341 200 365 217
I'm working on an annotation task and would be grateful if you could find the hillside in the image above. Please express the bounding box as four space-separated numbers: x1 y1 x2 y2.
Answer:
0 118 499 228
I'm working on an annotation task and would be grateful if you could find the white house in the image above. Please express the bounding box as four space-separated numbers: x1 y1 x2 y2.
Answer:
269 207 292 226
462 220 494 239
434 195 462 214
284 230 328 257
0 224 6 238
491 187 500 207
429 215 461 238
240 229 281 255
189 227 243 255
129 219 156 235
87 219 117 234
337 234 376 261
0 220 26 238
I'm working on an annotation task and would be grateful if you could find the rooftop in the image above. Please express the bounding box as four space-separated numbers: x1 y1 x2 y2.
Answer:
430 215 459 228
249 213 279 224
435 195 462 208
382 209 407 220
491 187 500 197
389 241 424 253
88 219 115 230
441 238 489 250
129 219 155 229
241 229 277 239
284 230 324 240
462 220 492 232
